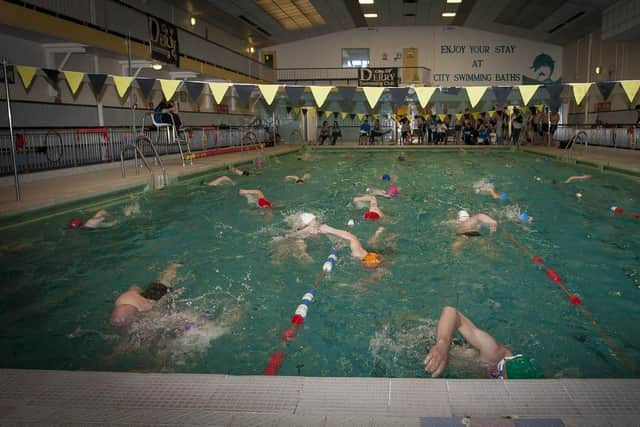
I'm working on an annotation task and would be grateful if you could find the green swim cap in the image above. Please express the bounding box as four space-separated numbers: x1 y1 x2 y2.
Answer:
505 356 544 379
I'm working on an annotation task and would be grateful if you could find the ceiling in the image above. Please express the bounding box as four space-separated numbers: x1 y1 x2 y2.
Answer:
171 0 619 48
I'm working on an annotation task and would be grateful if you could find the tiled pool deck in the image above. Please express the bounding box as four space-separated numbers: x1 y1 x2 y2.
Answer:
1 370 639 426
1 143 639 426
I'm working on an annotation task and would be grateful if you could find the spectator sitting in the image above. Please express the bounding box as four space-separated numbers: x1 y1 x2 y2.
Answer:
331 121 342 145
369 119 390 144
318 121 330 145
359 119 371 145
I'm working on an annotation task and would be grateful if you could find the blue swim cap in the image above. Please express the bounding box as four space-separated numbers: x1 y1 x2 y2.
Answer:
486 178 493 184
382 174 391 181
500 193 508 201
519 213 530 222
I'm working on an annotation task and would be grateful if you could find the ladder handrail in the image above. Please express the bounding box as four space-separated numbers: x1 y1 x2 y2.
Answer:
120 144 154 179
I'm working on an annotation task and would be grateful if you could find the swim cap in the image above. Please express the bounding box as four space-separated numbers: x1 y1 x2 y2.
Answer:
519 213 530 223
457 210 470 221
363 211 381 220
387 186 399 197
347 219 355 227
67 218 84 229
362 252 382 268
255 159 263 167
486 178 493 184
300 213 316 227
382 174 391 181
109 304 138 327
500 193 509 201
257 197 272 208
505 356 544 379
398 155 405 161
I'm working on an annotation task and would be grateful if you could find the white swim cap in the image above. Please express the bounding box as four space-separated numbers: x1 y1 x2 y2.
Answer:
300 213 316 226
458 210 470 221
347 219 355 227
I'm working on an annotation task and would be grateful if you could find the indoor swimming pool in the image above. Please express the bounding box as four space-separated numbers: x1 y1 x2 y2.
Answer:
0 149 638 379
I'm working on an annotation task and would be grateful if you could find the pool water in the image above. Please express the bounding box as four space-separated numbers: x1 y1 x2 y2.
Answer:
1 149 639 378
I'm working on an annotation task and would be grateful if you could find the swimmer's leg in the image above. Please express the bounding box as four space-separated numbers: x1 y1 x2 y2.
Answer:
452 236 468 256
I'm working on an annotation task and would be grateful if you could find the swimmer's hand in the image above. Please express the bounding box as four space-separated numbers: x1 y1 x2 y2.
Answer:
319 224 331 234
424 339 450 378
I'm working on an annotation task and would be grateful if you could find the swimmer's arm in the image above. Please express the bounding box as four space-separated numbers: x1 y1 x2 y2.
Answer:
455 310 503 365
208 176 235 186
239 189 265 199
284 176 299 182
424 306 459 377
564 175 591 184
475 214 498 232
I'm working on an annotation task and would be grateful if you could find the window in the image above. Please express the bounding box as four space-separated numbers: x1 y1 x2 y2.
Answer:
342 48 370 68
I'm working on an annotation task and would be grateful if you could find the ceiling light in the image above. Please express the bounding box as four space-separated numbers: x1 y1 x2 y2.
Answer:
152 63 163 70
595 66 601 75
446 0 462 3
249 46 256 53
364 13 378 18
190 16 196 26
359 0 374 3
442 12 456 17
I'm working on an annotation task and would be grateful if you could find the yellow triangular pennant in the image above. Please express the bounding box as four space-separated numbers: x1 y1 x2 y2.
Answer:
535 104 544 112
373 114 380 120
310 86 333 107
414 87 437 109
391 114 397 121
472 112 480 120
438 114 446 122
620 80 640 103
258 84 280 106
488 110 495 117
16 65 37 90
341 112 348 120
64 71 84 96
465 86 488 108
518 84 540 106
292 107 300 116
569 83 591 105
357 113 365 121
112 75 134 98
325 110 332 118
362 87 385 109
455 113 463 121
208 82 231 104
159 79 181 100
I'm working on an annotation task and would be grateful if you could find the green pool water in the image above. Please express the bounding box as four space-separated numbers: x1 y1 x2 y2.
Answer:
1 149 639 378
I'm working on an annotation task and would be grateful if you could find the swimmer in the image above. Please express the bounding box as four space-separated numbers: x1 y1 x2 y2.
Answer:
207 176 235 186
367 186 399 198
229 165 251 176
239 189 272 209
272 212 321 265
67 205 136 229
298 152 319 161
284 168 315 184
110 261 183 327
424 306 542 379
452 210 498 255
353 194 385 219
564 175 591 184
319 224 381 268
474 182 503 200
122 202 141 217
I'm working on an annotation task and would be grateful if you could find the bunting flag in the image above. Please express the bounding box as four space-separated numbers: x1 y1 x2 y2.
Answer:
372 114 380 120
455 113 463 121
292 107 301 116
620 80 640 103
595 81 616 100
391 114 397 121
42 68 60 89
438 114 447 121
389 87 409 107
488 110 496 117
544 83 564 101
16 66 37 90
209 82 231 104
492 86 512 106
465 86 488 108
337 86 356 102
310 86 333 107
333 111 339 119
349 113 356 120
136 78 156 99
112 75 134 98
536 104 545 112
362 87 385 109
569 83 591 105
184 81 204 101
234 84 256 106
284 86 305 105
341 112 348 120
63 70 84 96
88 74 108 97
441 87 461 96
325 110 332 118
258 84 280 106
159 79 181 100
506 105 515 114
518 84 540 106
357 113 365 121
317 110 324 118
414 87 437 109
472 112 480 120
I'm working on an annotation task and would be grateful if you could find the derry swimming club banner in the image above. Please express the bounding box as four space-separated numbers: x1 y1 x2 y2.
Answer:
148 15 180 66
358 67 398 87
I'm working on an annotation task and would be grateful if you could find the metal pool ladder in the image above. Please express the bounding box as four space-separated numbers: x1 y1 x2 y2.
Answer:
564 131 588 162
120 135 169 190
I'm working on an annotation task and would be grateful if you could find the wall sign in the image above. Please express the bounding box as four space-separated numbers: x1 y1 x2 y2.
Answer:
358 67 398 87
148 15 180 66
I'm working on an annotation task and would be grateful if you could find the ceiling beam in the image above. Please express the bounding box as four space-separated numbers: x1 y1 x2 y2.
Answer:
343 0 367 27
452 0 478 26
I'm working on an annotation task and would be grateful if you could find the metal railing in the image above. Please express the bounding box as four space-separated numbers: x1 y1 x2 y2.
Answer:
554 124 638 149
275 67 431 85
0 125 271 176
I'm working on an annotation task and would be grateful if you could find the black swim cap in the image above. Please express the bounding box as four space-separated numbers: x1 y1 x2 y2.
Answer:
141 282 169 301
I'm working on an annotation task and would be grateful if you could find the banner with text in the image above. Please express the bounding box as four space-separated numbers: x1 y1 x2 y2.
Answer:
358 67 398 87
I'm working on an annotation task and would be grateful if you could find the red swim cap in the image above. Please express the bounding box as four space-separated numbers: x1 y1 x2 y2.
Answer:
363 211 380 220
257 197 272 208
67 218 84 229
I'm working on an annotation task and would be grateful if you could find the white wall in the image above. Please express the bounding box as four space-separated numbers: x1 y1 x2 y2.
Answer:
266 26 563 87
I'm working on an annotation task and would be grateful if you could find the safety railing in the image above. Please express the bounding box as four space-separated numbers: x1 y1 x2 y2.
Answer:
554 124 638 149
0 125 271 176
